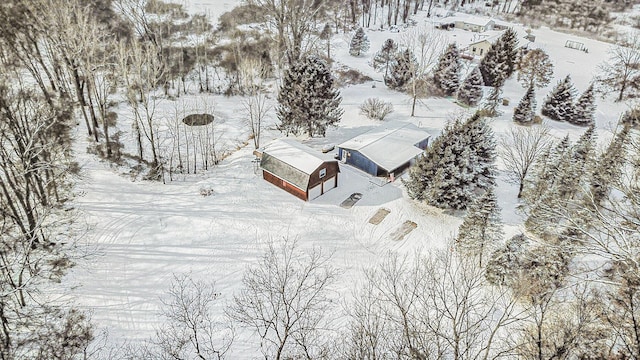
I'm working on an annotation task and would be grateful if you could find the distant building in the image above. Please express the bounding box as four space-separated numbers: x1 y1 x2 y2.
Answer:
259 139 339 201
435 14 496 32
468 34 501 58
337 122 430 180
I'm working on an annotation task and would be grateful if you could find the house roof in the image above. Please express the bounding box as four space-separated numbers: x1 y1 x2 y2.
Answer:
469 34 502 46
435 14 495 27
260 139 337 190
338 122 430 172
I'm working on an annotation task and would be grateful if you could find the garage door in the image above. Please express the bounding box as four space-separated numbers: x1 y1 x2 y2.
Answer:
324 177 336 192
308 184 322 200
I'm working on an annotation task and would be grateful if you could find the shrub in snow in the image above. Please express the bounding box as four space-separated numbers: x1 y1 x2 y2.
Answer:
349 27 370 57
359 98 394 120
199 187 215 196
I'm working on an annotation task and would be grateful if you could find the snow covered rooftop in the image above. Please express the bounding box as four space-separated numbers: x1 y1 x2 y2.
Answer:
434 13 495 27
262 138 334 175
339 122 430 172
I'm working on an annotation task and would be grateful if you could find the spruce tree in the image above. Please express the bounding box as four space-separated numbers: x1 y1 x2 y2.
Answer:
349 27 370 57
500 28 519 78
462 112 497 190
571 83 596 127
486 234 530 286
384 48 417 90
456 187 504 266
433 43 461 96
406 113 496 210
372 38 398 78
457 67 484 106
541 75 576 122
590 124 630 203
478 29 517 88
513 85 536 124
276 55 343 137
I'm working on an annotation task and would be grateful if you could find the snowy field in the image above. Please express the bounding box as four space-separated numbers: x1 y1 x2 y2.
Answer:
63 0 632 357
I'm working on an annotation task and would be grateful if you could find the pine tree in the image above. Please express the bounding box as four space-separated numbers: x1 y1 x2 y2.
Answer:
478 29 517 88
462 112 497 190
541 75 576 122
372 38 398 78
384 48 417 90
500 28 519 78
517 48 554 89
590 124 630 203
486 234 530 286
571 83 596 126
456 187 504 266
349 27 370 57
433 43 461 96
513 85 537 124
457 67 484 106
406 113 496 210
276 55 344 137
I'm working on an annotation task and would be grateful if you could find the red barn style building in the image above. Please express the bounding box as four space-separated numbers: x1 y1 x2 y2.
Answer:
259 139 339 201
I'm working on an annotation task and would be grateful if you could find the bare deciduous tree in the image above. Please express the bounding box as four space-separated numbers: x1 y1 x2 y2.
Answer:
598 33 640 101
228 239 339 360
500 125 552 198
402 25 446 117
345 249 524 360
152 274 234 360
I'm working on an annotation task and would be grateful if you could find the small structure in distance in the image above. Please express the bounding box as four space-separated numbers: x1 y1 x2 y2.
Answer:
565 40 588 53
258 139 339 201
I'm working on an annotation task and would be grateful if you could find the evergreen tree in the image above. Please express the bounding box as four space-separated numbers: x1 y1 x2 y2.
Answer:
462 112 497 189
486 234 530 286
541 75 576 122
513 85 537 124
349 27 370 57
384 48 417 90
457 67 484 106
557 125 596 199
433 43 462 96
372 38 398 78
571 83 596 126
517 48 554 89
478 29 518 88
406 113 497 210
590 124 630 203
276 55 343 137
456 187 504 266
500 28 519 78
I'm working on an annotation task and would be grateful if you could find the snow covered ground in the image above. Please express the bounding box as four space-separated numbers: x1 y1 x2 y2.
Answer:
63 1 632 357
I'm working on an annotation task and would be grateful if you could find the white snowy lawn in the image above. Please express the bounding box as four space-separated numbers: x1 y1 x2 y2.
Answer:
64 1 632 357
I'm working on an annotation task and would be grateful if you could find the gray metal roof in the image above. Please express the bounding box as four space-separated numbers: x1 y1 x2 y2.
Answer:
260 139 338 190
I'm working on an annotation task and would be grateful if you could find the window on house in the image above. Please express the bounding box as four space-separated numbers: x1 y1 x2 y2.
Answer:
473 47 477 53
480 48 484 55
319 168 326 178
